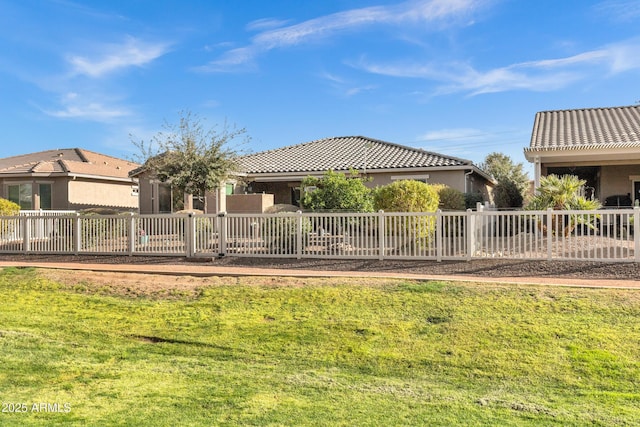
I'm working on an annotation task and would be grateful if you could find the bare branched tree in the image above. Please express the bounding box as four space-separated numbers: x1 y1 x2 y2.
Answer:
132 111 249 212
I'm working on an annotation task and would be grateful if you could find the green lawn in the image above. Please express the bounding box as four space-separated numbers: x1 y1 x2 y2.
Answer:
1 267 639 426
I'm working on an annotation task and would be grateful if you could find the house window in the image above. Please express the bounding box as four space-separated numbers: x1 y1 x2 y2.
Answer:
8 184 33 210
158 184 172 213
38 184 52 210
291 187 301 207
391 174 429 183
633 181 640 206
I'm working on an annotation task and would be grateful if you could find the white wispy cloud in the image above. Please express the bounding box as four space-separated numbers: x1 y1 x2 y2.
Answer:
245 18 291 32
357 38 640 96
593 0 640 22
42 92 130 121
67 37 170 77
419 128 487 142
199 0 482 72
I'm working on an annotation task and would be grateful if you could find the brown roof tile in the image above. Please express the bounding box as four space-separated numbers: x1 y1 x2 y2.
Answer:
0 148 139 179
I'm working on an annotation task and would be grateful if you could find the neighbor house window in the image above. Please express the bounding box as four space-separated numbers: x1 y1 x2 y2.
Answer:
8 183 33 210
38 183 52 210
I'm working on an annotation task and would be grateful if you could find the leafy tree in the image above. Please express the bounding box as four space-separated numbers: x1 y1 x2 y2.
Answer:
526 174 601 236
133 111 248 212
479 152 529 208
301 170 373 212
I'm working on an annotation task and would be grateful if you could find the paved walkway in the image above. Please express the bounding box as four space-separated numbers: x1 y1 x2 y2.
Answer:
2 260 640 289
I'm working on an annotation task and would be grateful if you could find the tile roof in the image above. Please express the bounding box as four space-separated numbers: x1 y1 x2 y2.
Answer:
238 136 472 174
526 105 640 152
0 148 139 179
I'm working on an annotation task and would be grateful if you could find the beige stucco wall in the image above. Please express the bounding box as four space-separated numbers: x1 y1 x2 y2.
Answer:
600 165 640 198
226 194 274 213
68 179 138 210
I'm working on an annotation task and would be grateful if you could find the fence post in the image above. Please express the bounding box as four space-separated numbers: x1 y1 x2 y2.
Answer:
22 216 30 254
466 209 474 261
218 212 227 257
128 213 135 256
74 213 81 255
635 207 640 263
436 209 443 262
546 208 553 261
295 211 303 259
186 213 196 258
375 210 384 260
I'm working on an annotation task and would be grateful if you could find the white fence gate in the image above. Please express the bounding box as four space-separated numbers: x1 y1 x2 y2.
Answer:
1 208 639 262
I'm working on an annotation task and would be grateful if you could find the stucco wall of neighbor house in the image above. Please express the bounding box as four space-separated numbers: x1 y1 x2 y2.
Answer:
368 170 464 189
601 165 640 199
368 169 492 202
68 179 138 210
51 179 70 210
226 193 274 213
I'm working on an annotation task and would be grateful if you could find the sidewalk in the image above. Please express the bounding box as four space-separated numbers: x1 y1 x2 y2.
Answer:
2 260 640 289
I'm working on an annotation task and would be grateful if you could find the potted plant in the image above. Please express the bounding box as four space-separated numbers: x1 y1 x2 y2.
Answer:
138 228 149 245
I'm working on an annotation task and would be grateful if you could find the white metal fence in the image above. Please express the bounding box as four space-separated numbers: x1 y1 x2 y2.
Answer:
1 208 639 262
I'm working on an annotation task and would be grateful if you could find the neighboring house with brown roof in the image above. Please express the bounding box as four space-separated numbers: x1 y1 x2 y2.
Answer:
0 148 140 211
238 136 494 208
524 105 640 204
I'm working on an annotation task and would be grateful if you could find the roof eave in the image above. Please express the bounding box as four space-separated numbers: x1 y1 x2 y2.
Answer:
524 144 640 162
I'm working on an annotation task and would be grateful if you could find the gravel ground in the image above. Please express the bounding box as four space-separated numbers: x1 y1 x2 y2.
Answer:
1 254 639 281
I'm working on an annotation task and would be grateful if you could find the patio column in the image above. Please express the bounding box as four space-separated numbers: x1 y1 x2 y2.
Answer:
534 156 541 188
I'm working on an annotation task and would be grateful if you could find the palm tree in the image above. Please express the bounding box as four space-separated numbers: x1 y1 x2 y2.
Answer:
526 175 601 236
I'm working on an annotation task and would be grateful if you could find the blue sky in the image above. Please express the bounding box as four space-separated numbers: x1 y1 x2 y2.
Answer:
2 0 640 176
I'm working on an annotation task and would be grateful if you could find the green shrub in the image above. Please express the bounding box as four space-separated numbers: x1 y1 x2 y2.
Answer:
302 170 373 212
464 192 484 209
494 181 524 208
80 212 129 249
0 198 20 216
526 174 601 237
373 180 440 252
373 180 440 213
437 186 466 211
261 213 312 254
0 198 20 238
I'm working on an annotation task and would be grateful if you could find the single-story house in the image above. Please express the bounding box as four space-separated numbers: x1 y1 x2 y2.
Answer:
133 135 494 214
0 148 140 211
237 136 494 208
524 105 640 205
